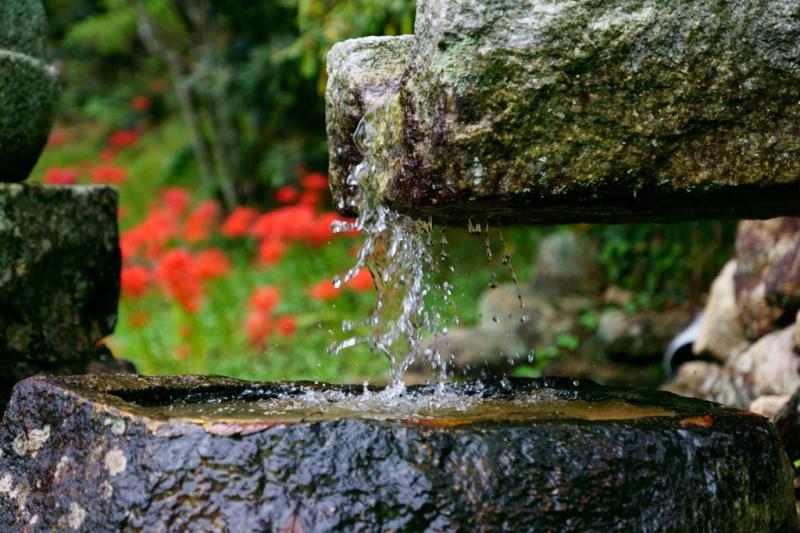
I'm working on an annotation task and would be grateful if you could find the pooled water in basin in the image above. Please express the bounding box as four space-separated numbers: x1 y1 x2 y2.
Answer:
129 385 676 424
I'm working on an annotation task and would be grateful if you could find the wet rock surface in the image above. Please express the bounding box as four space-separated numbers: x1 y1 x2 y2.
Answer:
0 374 795 531
0 0 60 182
0 184 120 392
327 0 800 225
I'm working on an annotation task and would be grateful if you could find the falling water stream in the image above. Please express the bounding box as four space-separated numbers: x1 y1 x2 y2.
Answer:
326 96 455 394
327 96 529 398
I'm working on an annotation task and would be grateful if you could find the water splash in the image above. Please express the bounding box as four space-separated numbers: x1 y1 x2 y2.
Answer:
329 96 450 388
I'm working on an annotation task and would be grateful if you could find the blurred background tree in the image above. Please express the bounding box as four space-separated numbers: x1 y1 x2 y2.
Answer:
44 0 416 208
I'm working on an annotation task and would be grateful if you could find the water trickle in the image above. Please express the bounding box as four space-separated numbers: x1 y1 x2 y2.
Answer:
329 96 451 388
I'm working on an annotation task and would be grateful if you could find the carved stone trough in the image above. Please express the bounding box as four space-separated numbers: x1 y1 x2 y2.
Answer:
0 375 795 530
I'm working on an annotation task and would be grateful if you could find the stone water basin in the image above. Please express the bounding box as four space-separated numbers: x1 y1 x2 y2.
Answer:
0 375 795 531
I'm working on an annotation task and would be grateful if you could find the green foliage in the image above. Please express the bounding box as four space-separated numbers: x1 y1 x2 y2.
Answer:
589 222 736 309
44 0 416 200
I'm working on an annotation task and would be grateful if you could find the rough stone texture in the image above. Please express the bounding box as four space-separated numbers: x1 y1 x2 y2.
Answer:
0 184 120 389
327 0 800 226
694 260 748 362
0 0 60 182
0 374 796 531
326 35 415 207
735 218 800 340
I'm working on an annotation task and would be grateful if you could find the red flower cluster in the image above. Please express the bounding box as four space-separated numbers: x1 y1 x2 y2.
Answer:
217 172 359 267
131 96 152 113
119 189 233 312
308 268 374 301
108 130 140 150
44 167 78 185
90 165 128 184
244 286 295 346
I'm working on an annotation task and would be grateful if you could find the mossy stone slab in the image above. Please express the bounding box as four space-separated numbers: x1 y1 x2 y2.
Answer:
0 375 794 531
0 184 120 390
327 0 800 225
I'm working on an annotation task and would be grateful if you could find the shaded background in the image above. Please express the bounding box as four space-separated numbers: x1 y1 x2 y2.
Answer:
34 0 735 385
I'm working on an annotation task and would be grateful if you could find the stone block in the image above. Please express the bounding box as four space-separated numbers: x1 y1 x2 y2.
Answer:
0 184 120 385
0 374 795 531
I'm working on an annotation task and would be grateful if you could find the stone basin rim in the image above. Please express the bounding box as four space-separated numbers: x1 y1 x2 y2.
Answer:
8 374 763 434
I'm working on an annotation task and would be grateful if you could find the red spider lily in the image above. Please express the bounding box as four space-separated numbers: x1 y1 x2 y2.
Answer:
276 315 297 338
302 172 328 191
90 165 128 184
275 186 300 204
346 268 374 292
120 208 179 261
257 239 287 265
249 286 280 313
174 345 190 360
183 200 220 243
128 311 150 329
161 188 192 218
131 96 152 112
43 167 78 185
251 205 316 242
193 248 231 280
47 129 70 148
100 149 117 162
221 206 259 238
180 324 193 340
299 189 324 208
309 212 338 246
245 310 272 346
155 249 203 313
108 130 140 149
309 279 341 301
121 265 152 297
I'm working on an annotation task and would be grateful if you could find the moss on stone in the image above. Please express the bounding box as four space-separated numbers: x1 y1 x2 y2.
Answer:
0 0 48 59
0 53 60 182
327 0 800 225
0 184 120 389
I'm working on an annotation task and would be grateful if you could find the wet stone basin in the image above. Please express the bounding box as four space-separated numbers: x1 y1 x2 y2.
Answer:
0 375 795 531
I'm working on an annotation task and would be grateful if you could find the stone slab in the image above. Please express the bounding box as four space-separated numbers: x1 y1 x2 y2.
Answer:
0 184 120 387
327 0 800 225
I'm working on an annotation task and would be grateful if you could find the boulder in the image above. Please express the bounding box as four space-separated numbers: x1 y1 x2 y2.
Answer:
0 374 795 531
595 308 693 362
530 231 605 295
414 326 529 377
327 0 800 226
735 218 800 340
0 184 120 391
668 326 800 409
750 395 790 419
729 325 800 405
694 260 748 361
0 0 60 181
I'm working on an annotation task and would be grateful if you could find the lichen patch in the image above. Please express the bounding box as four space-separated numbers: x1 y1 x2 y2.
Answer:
12 425 51 457
68 502 86 530
27 425 51 457
0 473 13 496
103 417 126 435
54 455 72 481
104 448 127 476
